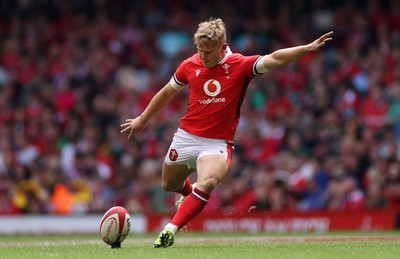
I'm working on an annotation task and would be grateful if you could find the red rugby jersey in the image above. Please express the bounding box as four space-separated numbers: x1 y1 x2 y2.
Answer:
170 51 263 141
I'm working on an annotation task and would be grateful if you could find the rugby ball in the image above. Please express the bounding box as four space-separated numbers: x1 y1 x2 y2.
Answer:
99 206 131 247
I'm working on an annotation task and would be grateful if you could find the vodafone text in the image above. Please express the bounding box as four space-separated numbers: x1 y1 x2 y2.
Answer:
198 97 226 104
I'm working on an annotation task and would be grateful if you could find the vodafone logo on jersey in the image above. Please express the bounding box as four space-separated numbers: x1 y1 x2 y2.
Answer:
199 79 226 104
203 79 221 96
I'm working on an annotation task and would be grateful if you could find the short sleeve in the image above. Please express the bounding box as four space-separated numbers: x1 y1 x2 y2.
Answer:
241 55 264 78
170 59 190 90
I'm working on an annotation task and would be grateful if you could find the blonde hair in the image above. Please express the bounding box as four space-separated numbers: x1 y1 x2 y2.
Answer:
194 18 226 48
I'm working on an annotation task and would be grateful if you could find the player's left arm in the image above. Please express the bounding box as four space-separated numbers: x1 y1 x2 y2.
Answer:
260 31 333 72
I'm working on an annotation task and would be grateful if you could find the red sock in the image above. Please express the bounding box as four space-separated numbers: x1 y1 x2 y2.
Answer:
175 178 192 196
171 188 210 229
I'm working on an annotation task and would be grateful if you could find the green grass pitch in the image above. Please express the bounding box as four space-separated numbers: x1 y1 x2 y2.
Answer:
1 232 400 259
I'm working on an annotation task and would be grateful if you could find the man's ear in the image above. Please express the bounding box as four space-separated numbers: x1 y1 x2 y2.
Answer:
221 43 228 53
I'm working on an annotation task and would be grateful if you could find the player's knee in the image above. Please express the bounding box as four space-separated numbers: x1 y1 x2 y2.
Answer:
198 178 219 193
161 180 177 192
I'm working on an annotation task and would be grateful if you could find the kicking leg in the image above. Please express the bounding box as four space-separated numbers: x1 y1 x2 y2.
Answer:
161 162 194 195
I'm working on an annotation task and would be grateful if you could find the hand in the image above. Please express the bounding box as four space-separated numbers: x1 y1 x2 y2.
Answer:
306 31 333 51
120 116 145 139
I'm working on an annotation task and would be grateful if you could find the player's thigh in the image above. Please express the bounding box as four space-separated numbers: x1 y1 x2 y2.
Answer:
196 155 229 193
162 162 194 191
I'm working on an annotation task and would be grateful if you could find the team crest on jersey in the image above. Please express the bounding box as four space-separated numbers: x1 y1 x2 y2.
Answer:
222 63 230 74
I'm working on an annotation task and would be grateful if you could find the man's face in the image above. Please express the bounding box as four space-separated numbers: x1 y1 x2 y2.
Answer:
197 43 227 69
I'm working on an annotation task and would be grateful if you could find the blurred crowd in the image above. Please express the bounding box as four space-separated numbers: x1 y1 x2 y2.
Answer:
0 0 400 216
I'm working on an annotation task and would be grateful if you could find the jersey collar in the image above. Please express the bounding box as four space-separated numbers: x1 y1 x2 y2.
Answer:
218 46 232 65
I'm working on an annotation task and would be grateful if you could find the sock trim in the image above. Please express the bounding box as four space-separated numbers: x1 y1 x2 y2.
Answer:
192 188 209 203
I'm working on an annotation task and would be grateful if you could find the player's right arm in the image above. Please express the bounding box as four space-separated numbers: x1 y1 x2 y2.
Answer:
120 82 180 139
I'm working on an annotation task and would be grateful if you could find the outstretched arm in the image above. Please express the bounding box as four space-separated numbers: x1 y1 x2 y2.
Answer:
120 82 179 139
262 31 333 72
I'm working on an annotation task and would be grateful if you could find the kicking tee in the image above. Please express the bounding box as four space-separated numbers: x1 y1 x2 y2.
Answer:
170 50 264 141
